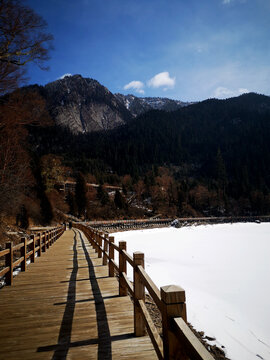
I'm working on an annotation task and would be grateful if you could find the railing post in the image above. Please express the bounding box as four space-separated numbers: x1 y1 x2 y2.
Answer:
5 242 13 285
133 251 145 336
30 235 35 263
98 232 102 258
103 234 108 265
93 231 97 253
119 241 127 296
109 236 115 277
20 237 27 271
46 231 49 249
161 285 187 360
43 232 46 252
38 233 41 257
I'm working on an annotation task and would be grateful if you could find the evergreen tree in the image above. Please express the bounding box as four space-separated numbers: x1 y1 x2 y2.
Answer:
75 172 87 217
215 149 227 197
18 204 29 229
40 193 53 225
114 190 126 209
66 191 77 215
97 185 109 205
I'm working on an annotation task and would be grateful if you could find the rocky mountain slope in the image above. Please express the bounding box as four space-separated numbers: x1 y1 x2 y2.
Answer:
41 75 131 133
25 75 191 133
115 93 191 117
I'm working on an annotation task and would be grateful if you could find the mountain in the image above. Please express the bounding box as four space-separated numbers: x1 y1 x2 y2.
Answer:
29 75 132 134
24 75 191 133
115 93 191 117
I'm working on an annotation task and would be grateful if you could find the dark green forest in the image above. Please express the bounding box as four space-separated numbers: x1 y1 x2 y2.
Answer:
28 92 270 217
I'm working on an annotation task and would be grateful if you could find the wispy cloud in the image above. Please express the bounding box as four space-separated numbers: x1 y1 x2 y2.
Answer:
147 71 175 90
222 0 247 5
124 80 145 94
58 73 72 80
214 86 249 98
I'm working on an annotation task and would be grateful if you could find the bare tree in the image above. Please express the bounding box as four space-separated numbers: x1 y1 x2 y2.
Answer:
0 0 53 216
0 0 53 94
0 90 50 214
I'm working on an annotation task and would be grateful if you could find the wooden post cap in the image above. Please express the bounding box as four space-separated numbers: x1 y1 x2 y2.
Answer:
161 285 186 304
109 236 114 242
133 251 144 259
119 241 126 249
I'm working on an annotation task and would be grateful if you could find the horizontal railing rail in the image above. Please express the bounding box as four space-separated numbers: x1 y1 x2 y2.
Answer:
85 218 173 232
0 225 65 286
74 223 214 360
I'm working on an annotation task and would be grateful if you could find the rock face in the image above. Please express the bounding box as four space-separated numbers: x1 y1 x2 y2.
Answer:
115 93 191 117
43 75 131 133
25 74 191 134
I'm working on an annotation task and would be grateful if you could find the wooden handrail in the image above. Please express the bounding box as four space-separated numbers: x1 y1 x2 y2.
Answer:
0 225 65 286
173 318 215 360
0 249 10 257
138 299 163 360
122 250 134 266
74 222 214 360
137 265 162 311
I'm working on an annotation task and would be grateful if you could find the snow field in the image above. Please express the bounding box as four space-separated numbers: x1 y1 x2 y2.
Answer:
113 223 270 360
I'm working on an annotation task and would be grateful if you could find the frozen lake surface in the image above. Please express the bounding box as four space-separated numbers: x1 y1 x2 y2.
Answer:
113 223 270 360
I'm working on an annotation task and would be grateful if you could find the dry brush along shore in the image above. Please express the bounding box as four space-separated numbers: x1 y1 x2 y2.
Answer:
145 294 230 360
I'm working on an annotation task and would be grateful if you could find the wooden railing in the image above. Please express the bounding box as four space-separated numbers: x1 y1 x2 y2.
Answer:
86 218 172 232
74 223 214 360
0 225 65 286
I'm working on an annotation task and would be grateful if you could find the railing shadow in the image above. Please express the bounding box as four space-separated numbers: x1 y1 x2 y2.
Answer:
37 229 112 359
78 230 112 359
51 230 78 359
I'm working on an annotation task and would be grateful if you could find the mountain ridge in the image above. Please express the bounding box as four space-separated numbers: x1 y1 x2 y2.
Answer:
23 74 191 133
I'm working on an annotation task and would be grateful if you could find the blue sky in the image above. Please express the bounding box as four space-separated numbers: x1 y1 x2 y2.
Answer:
26 0 270 101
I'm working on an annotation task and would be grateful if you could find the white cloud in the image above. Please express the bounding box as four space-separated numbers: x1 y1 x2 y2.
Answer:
58 73 72 80
214 86 249 98
124 80 145 94
147 71 175 89
222 0 247 5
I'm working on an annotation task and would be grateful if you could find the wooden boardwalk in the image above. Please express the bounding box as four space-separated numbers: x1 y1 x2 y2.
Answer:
0 229 157 360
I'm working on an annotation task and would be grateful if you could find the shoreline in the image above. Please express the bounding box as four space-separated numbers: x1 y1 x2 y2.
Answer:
89 215 270 233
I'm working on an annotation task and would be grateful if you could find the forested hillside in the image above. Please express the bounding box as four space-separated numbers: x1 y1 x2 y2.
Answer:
29 92 270 217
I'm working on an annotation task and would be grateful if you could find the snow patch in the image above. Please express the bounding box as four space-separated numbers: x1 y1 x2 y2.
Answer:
113 223 270 360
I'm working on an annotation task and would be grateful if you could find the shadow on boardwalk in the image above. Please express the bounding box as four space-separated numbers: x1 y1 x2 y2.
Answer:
37 229 129 360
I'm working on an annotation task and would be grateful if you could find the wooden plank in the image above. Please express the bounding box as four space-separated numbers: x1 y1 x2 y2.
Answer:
122 250 134 266
173 317 215 360
138 299 164 360
13 243 24 251
121 272 134 297
0 248 10 258
13 256 24 268
0 266 10 277
0 228 158 360
110 259 119 273
110 242 120 252
137 265 162 311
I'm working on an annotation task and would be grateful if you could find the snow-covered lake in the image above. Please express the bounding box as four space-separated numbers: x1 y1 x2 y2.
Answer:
113 223 270 360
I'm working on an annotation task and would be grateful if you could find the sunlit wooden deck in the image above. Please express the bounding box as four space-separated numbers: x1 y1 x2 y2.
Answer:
0 229 157 359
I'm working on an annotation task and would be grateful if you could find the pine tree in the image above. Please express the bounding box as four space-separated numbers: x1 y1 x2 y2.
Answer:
40 193 53 225
114 190 126 209
18 204 29 229
97 185 109 205
75 172 87 217
66 191 77 216
215 149 227 197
